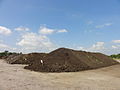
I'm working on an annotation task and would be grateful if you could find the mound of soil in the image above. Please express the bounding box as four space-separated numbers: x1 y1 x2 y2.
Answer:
25 48 119 72
6 53 47 64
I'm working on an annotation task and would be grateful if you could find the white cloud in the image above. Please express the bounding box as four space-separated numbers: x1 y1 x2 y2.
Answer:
76 47 86 51
76 42 105 53
89 41 120 54
17 32 56 53
87 21 93 25
15 26 68 53
90 42 105 51
76 41 120 55
112 45 118 49
0 26 12 35
110 45 120 54
112 45 120 49
105 23 113 26
112 40 120 43
0 42 16 52
15 26 30 31
95 23 112 29
39 26 68 34
0 25 68 53
39 26 55 35
96 25 104 29
57 29 68 33
0 43 9 48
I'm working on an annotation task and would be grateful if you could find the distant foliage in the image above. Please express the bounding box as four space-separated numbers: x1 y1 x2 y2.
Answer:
0 51 20 58
110 54 120 59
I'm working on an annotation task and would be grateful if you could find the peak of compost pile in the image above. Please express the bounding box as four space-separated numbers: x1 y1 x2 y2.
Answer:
6 53 47 64
25 48 119 72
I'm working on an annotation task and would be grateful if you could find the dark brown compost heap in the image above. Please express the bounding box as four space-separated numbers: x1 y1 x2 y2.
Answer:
24 48 119 72
6 53 47 64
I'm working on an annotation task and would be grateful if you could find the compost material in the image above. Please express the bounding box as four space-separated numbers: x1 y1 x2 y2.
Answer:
24 48 119 72
6 53 47 64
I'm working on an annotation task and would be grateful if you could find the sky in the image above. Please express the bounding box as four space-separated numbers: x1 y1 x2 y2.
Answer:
0 0 120 55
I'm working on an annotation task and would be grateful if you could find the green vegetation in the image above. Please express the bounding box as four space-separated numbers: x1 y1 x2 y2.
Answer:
0 51 21 58
110 54 120 59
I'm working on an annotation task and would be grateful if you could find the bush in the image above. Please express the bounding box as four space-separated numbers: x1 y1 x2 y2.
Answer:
110 54 120 59
0 51 20 58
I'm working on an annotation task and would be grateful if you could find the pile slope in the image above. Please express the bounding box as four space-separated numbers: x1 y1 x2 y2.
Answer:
25 48 119 72
6 53 47 64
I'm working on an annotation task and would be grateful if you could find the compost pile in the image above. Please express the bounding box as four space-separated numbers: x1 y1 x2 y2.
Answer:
24 48 119 72
6 53 47 64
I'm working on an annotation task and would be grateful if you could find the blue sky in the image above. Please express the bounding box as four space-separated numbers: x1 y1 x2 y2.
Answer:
0 0 120 54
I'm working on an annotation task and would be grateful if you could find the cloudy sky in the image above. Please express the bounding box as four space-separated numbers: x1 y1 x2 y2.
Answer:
0 0 120 54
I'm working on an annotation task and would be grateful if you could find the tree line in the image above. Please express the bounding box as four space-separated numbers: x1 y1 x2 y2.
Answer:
0 51 22 58
110 54 120 59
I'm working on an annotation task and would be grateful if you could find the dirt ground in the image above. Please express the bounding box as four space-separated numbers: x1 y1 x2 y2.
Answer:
114 59 120 63
0 59 120 90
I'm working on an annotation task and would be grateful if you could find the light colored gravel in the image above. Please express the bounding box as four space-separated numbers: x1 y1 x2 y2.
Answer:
0 59 120 90
115 59 120 63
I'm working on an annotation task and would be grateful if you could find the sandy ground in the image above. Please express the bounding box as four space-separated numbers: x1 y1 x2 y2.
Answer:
114 59 120 63
0 59 120 90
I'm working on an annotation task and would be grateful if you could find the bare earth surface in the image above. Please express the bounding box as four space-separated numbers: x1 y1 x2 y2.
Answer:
0 59 120 90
